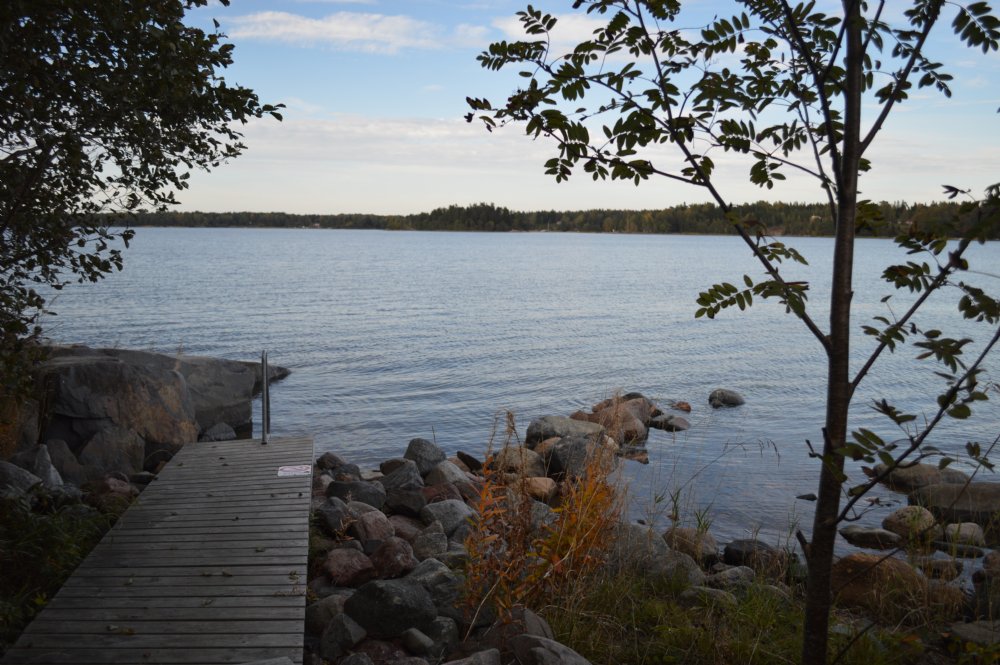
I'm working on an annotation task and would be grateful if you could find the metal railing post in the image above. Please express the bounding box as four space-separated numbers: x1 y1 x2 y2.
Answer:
261 350 270 445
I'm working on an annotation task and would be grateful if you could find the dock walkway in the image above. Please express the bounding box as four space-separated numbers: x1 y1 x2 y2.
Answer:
3 436 314 665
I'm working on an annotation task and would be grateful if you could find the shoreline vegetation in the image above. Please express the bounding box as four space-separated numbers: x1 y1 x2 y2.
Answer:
122 201 999 239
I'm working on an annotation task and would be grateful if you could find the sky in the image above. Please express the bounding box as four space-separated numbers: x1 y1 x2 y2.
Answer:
176 1 1000 215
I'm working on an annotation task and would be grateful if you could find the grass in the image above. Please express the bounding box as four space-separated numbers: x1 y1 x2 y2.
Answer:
0 487 125 654
457 410 966 665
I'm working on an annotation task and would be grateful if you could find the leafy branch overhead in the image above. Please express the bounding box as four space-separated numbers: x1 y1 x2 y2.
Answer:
469 2 999 664
0 0 283 393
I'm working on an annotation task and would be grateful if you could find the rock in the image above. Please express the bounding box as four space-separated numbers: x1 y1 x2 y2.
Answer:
420 499 476 537
933 541 984 558
910 483 1000 540
315 496 354 537
425 616 459 656
911 556 963 581
948 620 1000 648
678 586 739 610
349 509 394 544
79 425 145 480
830 553 964 620
525 416 604 448
523 477 558 504
45 439 86 486
37 347 200 461
663 526 718 565
723 539 787 576
305 591 352 636
607 523 704 587
544 435 617 479
324 548 375 587
405 438 447 476
380 459 425 492
317 451 349 471
385 488 428 518
326 480 386 510
370 537 418 579
705 566 755 589
28 444 63 489
406 558 462 613
509 635 592 665
882 505 939 544
574 396 652 445
422 482 464 504
412 531 449 561
441 650 501 665
649 414 690 432
984 550 1000 576
0 461 42 496
401 627 435 656
86 475 139 510
425 461 472 488
489 446 546 478
199 422 236 442
529 499 558 533
319 612 367 660
875 462 969 492
339 655 375 665
839 525 902 550
344 579 437 639
389 514 426 543
708 388 744 408
456 451 483 473
945 522 987 547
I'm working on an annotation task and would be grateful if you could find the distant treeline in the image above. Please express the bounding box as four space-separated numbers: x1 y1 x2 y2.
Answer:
125 200 997 238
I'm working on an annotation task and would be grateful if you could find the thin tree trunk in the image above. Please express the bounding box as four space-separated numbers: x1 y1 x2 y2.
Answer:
801 2 864 664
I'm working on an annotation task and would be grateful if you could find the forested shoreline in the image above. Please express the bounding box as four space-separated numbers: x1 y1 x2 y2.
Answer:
125 200 998 238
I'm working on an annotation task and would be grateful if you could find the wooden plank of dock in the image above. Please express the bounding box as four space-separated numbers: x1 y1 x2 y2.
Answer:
3 436 314 665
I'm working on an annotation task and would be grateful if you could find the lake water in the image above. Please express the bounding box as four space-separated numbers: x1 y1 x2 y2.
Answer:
43 228 1000 548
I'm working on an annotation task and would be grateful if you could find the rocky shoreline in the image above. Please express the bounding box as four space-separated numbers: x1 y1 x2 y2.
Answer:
6 349 1000 660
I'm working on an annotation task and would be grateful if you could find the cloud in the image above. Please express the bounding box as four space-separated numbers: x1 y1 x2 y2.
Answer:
228 11 486 54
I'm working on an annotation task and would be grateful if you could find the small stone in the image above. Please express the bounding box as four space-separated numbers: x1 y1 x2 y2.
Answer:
456 450 484 473
199 422 236 442
705 566 755 589
945 522 986 547
911 556 963 581
326 480 386 510
509 635 592 665
319 613 367 660
708 388 744 408
401 627 435 655
679 585 739 610
523 477 558 504
883 506 939 544
305 591 351 636
839 525 902 550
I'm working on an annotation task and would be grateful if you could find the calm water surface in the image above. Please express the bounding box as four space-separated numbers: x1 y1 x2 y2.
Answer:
44 228 1000 547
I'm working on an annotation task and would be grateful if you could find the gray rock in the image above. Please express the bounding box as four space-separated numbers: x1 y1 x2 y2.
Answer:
648 414 690 432
0 461 42 496
401 627 435 656
663 526 718 565
79 425 145 480
425 615 459 656
43 439 86 486
525 415 604 448
405 438 447 476
530 500 558 533
545 435 617 479
319 612 367 660
199 422 237 442
412 531 449 561
326 480 386 510
723 539 787 575
305 590 351 636
708 388 745 408
29 444 64 489
385 488 428 518
705 566 755 589
425 460 471 487
420 499 476 537
406 557 462 612
344 578 437 639
317 451 349 470
911 483 1000 539
839 525 902 550
949 620 1000 647
442 650 501 665
509 635 593 665
875 462 970 492
315 496 354 537
945 522 987 547
380 459 425 492
389 514 426 543
490 446 547 478
339 655 375 665
882 505 939 543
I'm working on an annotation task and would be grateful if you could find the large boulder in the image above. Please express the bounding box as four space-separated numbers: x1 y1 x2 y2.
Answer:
78 425 145 480
0 461 42 496
910 483 1000 541
543 435 618 479
344 579 437 639
571 396 654 445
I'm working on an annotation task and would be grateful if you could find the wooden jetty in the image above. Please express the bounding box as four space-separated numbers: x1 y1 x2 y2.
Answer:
3 436 314 665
